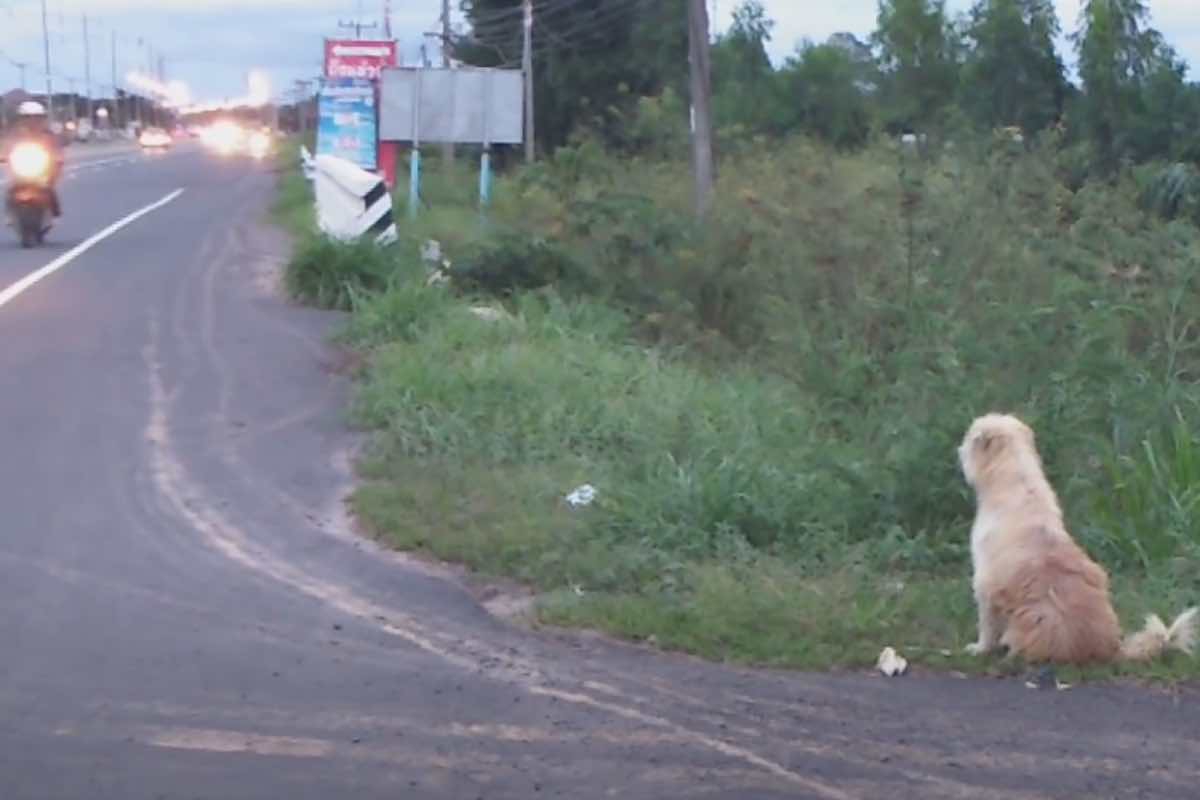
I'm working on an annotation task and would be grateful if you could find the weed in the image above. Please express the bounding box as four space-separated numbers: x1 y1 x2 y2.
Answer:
284 235 401 311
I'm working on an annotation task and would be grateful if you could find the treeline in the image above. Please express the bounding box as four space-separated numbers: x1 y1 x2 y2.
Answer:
456 0 1200 172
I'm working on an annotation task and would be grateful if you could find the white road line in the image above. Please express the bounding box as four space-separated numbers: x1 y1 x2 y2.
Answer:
0 188 185 310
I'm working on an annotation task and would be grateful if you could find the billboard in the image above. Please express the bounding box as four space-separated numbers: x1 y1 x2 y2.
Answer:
316 78 378 170
323 39 398 81
379 67 524 145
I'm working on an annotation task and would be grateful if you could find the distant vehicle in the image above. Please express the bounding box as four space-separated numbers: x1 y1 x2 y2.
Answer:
247 129 272 160
139 127 172 150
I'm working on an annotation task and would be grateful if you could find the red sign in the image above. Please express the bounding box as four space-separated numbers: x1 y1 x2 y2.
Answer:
323 39 398 81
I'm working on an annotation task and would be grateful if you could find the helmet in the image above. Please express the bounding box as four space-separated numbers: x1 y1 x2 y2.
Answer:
17 101 47 117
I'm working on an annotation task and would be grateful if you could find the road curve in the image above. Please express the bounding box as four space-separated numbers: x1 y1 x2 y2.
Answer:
0 145 1196 800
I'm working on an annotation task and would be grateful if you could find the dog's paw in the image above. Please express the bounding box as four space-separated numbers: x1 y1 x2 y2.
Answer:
965 642 992 656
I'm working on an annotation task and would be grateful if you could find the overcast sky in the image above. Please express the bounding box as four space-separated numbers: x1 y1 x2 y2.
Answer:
0 1 1197 104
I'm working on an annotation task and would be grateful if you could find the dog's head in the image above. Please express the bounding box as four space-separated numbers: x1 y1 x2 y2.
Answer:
958 413 1037 488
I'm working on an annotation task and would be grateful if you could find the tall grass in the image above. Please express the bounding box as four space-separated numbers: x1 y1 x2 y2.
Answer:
284 119 1200 675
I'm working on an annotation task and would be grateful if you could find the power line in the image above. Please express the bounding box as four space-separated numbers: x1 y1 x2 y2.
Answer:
465 0 615 39
470 0 652 49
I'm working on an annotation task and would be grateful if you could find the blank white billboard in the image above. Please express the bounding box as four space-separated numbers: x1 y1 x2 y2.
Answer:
379 67 524 145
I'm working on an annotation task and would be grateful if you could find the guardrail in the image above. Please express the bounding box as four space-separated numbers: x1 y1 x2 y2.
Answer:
303 148 396 247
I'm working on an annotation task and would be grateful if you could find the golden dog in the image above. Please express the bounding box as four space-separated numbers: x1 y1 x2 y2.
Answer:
959 413 1197 664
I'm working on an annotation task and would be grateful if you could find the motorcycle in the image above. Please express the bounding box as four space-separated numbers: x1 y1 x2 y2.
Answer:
4 140 55 248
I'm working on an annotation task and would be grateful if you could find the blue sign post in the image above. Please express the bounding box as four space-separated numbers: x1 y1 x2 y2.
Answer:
315 77 378 171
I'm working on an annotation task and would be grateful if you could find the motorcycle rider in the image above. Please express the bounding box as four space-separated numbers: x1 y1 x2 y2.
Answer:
4 100 64 218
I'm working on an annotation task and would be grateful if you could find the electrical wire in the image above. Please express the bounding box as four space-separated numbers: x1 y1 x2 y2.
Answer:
469 0 653 51
465 0 613 39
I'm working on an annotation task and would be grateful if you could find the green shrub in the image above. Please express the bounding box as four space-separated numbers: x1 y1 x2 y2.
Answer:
449 229 579 297
284 235 400 311
1140 162 1200 223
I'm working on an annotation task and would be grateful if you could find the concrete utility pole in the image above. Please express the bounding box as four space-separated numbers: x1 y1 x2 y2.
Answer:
441 0 454 164
83 14 94 131
687 0 715 217
522 0 534 162
111 30 121 128
40 0 54 125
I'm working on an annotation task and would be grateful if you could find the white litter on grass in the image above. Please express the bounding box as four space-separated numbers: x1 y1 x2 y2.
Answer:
468 306 511 323
565 484 597 508
421 239 443 264
876 647 908 677
426 269 450 288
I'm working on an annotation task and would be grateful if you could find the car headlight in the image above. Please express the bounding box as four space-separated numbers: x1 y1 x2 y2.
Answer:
248 132 270 158
9 142 51 180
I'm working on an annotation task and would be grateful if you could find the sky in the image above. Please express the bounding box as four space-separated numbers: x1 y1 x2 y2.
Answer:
0 1 1198 105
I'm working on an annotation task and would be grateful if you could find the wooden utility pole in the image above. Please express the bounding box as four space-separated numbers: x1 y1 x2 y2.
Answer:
687 0 715 217
522 0 534 162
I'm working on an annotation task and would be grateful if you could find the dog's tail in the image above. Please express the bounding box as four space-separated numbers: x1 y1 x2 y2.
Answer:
1119 607 1199 662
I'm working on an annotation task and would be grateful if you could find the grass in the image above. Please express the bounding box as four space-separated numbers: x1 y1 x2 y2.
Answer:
278 122 1200 683
271 141 314 236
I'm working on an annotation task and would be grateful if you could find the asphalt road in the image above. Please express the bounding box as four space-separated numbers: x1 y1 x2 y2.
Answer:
0 143 1197 800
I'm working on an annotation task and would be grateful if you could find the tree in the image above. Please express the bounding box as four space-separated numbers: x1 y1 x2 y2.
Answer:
960 0 1066 135
872 0 960 133
1071 0 1158 170
455 0 688 154
711 0 777 132
1127 42 1199 162
776 40 876 148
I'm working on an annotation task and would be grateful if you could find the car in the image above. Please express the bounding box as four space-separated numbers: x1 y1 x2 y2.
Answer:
139 127 172 149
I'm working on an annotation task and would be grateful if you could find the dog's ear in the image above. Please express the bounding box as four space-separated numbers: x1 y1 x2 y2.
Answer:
973 430 1003 454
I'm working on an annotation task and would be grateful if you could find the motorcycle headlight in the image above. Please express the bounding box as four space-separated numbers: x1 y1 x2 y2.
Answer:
10 142 51 180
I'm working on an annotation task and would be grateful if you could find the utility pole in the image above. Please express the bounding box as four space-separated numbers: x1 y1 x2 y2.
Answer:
158 55 166 126
522 0 534 162
339 19 378 39
83 14 94 132
111 30 120 129
295 80 310 139
40 0 54 126
441 0 454 164
687 0 715 217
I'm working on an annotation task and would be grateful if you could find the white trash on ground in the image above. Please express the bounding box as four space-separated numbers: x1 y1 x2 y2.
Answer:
876 647 908 677
420 239 453 287
421 239 443 264
468 306 511 323
565 484 597 508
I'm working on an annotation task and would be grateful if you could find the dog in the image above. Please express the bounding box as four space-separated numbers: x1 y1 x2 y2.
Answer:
958 412 1197 664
